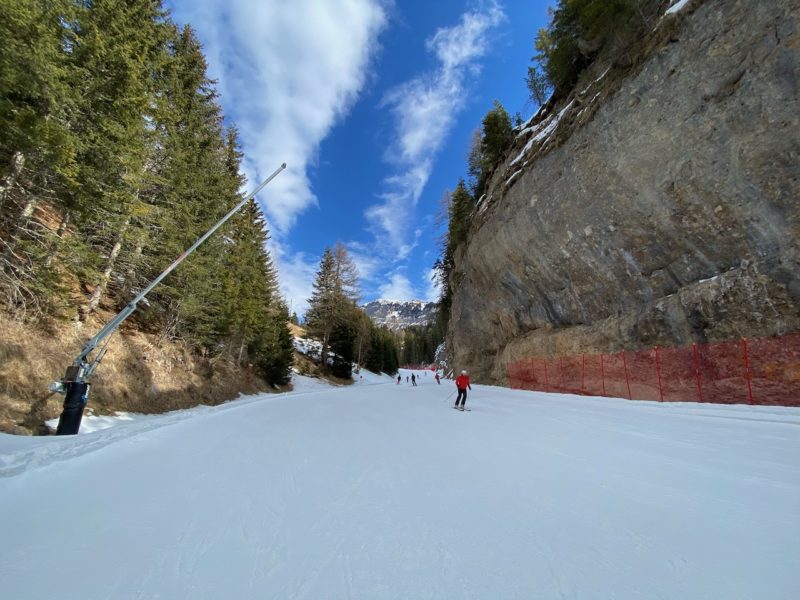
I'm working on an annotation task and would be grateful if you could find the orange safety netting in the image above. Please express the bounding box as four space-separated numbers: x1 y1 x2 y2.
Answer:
507 333 800 406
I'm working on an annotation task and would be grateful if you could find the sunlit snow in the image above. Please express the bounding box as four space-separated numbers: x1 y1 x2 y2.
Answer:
2 369 798 599
666 0 692 15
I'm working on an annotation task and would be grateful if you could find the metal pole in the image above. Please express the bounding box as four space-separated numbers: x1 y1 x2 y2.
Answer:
622 350 632 400
741 337 755 405
654 346 664 402
53 163 286 434
581 353 585 394
600 353 606 396
543 360 550 393
692 343 704 403
76 163 287 366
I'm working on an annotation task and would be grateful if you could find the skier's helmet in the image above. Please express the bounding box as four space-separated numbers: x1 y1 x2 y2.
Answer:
461 370 467 375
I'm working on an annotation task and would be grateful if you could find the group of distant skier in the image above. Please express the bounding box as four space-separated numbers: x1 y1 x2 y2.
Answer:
396 373 422 386
396 368 473 411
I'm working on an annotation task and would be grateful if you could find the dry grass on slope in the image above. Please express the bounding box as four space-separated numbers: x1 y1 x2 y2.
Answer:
0 312 273 435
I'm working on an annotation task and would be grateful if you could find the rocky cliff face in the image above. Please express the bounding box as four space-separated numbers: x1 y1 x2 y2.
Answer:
449 0 800 383
363 300 437 330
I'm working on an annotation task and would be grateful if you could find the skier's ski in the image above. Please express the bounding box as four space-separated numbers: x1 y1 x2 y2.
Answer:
452 407 471 411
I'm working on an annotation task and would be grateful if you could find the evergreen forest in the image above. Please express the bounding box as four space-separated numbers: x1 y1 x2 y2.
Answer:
0 0 669 395
0 0 293 386
304 243 400 379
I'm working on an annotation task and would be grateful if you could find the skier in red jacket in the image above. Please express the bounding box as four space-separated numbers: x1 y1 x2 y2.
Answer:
454 370 472 410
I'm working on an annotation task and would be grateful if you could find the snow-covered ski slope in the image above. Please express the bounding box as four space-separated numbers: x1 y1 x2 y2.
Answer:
1 369 798 600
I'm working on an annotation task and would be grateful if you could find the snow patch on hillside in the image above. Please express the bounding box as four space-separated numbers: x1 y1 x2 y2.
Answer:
511 100 574 167
666 0 691 15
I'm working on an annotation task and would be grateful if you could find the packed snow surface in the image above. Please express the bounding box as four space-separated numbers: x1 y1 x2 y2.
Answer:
2 369 799 599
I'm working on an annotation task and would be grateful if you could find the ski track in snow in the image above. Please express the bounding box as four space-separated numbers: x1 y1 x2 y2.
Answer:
1 369 799 599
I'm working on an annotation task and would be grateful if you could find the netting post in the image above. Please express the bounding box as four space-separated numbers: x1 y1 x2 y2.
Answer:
559 356 565 391
600 353 606 396
654 346 664 402
692 343 704 402
543 360 550 393
622 351 632 400
530 358 537 391
742 337 755 405
581 354 586 394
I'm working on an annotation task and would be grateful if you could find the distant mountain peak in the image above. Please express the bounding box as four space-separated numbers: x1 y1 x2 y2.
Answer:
362 299 437 331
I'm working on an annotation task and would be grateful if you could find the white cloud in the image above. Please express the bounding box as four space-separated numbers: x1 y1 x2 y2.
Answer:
268 242 318 318
169 0 387 235
344 241 382 284
423 267 442 302
168 0 387 316
366 2 505 260
379 272 416 302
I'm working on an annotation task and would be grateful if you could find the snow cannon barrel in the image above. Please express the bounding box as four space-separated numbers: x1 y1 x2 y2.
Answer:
55 380 90 435
50 162 287 435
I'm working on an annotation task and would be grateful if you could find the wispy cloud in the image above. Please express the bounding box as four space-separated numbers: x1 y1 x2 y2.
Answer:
345 241 383 284
366 2 505 261
379 272 416 302
169 0 386 234
269 244 318 317
168 0 387 312
423 267 442 302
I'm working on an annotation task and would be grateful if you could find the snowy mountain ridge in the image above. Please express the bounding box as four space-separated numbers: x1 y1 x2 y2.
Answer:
362 299 437 330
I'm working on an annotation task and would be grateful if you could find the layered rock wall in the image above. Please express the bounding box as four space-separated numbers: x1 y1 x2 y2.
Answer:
448 0 800 383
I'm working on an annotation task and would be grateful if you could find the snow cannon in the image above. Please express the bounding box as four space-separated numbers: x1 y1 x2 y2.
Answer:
50 163 287 435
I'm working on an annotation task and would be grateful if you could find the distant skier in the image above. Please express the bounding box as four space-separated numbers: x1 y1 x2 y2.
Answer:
406 376 409 383
411 373 417 386
397 374 401 384
435 373 440 385
454 370 472 410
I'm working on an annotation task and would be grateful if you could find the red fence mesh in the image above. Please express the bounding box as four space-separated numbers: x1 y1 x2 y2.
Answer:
507 333 800 407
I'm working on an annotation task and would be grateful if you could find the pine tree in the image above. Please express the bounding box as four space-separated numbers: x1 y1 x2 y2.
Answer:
305 244 361 374
382 329 400 375
222 190 292 384
1 0 295 391
526 66 552 107
467 101 513 199
249 299 293 386
433 179 474 335
64 0 170 319
332 242 361 305
139 24 234 346
329 318 356 379
533 0 661 94
352 309 373 371
305 248 337 368
364 325 399 375
0 0 80 316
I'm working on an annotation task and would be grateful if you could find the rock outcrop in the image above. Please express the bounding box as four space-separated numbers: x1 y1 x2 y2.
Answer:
448 0 800 384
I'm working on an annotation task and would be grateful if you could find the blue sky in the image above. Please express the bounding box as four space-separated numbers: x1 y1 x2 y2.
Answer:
165 0 552 316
